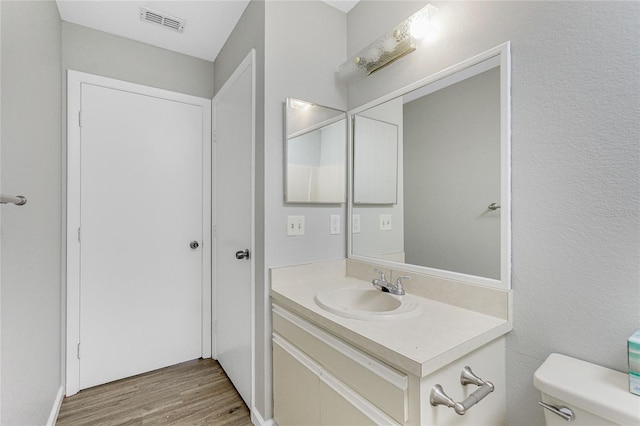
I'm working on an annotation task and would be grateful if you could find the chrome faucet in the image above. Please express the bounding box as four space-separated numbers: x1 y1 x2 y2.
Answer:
372 270 389 290
392 275 411 295
372 270 410 296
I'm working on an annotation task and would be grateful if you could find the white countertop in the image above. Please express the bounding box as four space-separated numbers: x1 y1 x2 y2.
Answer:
271 265 512 378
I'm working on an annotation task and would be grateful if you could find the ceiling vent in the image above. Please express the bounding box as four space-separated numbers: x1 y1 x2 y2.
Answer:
139 7 186 33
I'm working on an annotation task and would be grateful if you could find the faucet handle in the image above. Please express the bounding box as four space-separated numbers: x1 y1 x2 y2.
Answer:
395 275 411 287
374 268 387 282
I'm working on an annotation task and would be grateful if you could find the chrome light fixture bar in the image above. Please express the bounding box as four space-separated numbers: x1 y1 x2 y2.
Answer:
338 4 438 81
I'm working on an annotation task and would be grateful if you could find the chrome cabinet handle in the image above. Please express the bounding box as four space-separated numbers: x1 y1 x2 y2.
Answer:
539 402 575 421
488 203 501 210
235 249 250 260
190 241 199 250
430 382 495 415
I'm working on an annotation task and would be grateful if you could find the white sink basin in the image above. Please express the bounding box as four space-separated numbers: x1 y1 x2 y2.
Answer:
314 286 422 320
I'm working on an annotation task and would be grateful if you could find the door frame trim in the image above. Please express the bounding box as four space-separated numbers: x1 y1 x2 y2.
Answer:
65 70 212 396
211 49 256 410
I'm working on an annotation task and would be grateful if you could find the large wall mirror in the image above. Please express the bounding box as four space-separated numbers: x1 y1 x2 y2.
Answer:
348 43 511 289
284 98 347 203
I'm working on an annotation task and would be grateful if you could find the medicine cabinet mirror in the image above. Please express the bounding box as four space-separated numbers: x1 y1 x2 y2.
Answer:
284 98 347 204
348 43 511 289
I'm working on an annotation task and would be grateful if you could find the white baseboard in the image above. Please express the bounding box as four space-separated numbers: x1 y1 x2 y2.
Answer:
251 407 276 426
46 385 64 426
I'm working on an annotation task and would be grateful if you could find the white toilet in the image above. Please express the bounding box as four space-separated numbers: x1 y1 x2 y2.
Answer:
534 353 640 425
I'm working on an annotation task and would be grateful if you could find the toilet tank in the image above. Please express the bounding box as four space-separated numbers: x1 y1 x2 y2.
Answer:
534 353 640 425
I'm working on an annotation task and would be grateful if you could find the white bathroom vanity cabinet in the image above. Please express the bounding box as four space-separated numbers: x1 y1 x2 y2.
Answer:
270 260 512 425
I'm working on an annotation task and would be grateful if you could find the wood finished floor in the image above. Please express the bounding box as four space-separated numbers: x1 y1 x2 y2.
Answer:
56 359 251 426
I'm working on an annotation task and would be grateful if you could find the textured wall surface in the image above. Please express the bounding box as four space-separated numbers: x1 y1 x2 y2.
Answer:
347 1 640 425
1 1 62 424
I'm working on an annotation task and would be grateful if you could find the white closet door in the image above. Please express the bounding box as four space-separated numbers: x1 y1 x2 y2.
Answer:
79 83 203 390
213 53 254 407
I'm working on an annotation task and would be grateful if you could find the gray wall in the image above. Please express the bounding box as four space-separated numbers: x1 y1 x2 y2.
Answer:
62 22 214 98
264 0 347 269
263 0 347 421
2 4 215 423
1 1 62 424
347 1 640 424
404 67 500 280
213 0 268 419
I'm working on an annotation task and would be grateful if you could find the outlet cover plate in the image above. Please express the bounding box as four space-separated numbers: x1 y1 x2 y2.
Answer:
330 215 340 235
352 214 361 233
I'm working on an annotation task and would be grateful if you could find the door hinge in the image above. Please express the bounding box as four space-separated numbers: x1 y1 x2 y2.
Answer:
213 225 217 238
77 343 81 359
213 320 217 333
213 130 217 143
77 227 81 243
78 111 82 127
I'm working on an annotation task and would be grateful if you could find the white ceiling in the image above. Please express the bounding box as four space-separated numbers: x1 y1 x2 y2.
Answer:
56 1 359 62
322 0 359 13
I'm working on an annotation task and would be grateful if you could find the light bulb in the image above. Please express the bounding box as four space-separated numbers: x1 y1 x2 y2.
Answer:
382 34 397 52
409 4 439 41
410 17 439 40
289 99 312 110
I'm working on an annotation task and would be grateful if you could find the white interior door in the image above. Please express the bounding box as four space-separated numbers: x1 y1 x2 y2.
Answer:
213 51 255 407
67 72 212 393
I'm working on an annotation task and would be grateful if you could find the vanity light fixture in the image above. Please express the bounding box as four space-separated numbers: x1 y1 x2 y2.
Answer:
338 4 438 81
288 98 314 110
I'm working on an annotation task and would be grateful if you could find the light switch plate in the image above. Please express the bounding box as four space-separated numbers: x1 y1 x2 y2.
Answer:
379 214 392 231
330 215 341 235
352 214 361 233
287 215 305 236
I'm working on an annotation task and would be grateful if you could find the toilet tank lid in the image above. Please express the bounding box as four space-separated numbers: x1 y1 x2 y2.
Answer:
534 353 640 425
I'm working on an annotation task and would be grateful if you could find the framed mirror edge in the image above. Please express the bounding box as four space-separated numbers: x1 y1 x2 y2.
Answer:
347 41 512 290
283 97 348 204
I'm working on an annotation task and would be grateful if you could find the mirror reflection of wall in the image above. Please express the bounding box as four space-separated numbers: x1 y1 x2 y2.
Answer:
353 116 398 204
404 66 500 279
352 97 405 263
352 57 503 281
285 98 346 204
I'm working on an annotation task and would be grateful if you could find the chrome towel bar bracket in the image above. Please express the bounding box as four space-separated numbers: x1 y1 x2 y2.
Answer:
1 194 27 206
430 366 495 415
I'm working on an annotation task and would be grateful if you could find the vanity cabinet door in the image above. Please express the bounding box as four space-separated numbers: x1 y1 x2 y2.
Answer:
273 339 320 426
273 332 399 426
319 380 376 426
272 304 408 422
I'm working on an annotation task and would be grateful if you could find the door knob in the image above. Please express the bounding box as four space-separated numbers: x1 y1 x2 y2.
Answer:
235 249 250 260
190 241 199 250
